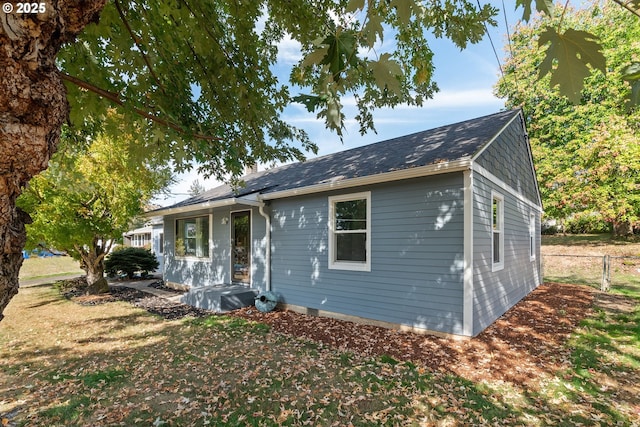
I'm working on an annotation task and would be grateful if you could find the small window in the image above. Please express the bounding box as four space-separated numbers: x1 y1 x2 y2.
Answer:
329 192 371 271
159 233 164 254
175 216 210 258
529 212 535 261
491 192 504 271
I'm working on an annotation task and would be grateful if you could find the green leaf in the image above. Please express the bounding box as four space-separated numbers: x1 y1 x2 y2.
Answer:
390 0 414 24
292 94 323 113
627 81 640 107
538 27 606 103
345 0 365 13
369 53 403 96
516 0 554 22
622 63 640 106
363 13 384 48
622 62 640 81
321 31 358 81
301 46 330 69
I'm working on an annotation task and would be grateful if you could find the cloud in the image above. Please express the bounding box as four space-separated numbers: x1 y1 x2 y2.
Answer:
277 35 303 64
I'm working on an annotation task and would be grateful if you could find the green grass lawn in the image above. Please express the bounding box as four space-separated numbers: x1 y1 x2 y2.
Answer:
19 256 83 281
542 233 640 289
1 280 639 425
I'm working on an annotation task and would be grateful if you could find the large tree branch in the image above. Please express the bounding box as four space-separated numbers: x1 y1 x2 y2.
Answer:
59 72 223 142
113 0 166 94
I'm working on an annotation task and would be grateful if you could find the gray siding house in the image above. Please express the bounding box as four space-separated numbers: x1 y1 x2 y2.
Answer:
152 109 542 337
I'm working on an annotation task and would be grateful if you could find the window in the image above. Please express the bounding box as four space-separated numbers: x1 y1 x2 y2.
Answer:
329 192 371 271
159 233 164 254
529 212 536 261
491 192 504 271
175 216 210 258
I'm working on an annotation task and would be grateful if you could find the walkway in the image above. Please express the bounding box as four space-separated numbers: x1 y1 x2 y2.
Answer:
108 277 185 303
20 273 185 304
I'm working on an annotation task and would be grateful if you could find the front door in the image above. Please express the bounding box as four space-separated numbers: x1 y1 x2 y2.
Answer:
231 211 250 284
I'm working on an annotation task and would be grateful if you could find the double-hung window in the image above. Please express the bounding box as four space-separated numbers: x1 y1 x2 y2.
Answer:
491 192 504 271
175 216 210 258
328 192 371 271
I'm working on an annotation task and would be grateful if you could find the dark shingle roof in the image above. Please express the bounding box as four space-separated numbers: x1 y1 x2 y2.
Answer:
165 109 519 210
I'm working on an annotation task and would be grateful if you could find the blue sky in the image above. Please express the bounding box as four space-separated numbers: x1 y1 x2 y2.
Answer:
157 2 522 206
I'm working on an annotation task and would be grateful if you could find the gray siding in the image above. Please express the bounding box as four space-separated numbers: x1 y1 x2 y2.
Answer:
163 205 266 291
475 115 541 206
472 173 541 336
151 223 164 273
271 173 466 335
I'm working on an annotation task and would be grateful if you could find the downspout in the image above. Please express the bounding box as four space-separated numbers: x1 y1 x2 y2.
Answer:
257 196 271 292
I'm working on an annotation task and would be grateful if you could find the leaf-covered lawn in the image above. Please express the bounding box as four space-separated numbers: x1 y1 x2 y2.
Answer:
1 281 639 426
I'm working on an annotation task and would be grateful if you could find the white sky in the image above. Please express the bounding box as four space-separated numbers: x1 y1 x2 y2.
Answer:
156 2 522 206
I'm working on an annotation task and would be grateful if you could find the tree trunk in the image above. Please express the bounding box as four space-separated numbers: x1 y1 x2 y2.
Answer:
78 240 109 295
0 1 107 321
612 220 633 237
85 263 108 295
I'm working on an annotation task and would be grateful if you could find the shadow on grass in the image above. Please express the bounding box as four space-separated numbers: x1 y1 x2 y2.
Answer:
3 281 640 426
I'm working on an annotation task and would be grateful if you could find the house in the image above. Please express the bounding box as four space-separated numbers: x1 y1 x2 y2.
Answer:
150 109 542 337
122 219 164 273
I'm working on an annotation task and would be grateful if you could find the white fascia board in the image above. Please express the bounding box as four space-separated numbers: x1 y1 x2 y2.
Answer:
234 194 264 207
144 198 240 217
260 158 472 201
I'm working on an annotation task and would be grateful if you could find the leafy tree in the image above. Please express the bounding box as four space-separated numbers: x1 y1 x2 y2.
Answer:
188 180 206 197
496 3 640 235
105 247 159 279
18 130 172 293
517 0 640 105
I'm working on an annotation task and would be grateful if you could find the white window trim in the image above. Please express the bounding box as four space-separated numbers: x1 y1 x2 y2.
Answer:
328 192 371 272
174 214 213 261
529 211 536 262
491 191 504 272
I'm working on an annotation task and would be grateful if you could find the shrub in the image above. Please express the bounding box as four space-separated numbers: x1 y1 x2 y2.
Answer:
105 247 159 279
564 212 610 234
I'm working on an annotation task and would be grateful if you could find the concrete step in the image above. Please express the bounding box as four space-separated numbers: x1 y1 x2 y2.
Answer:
181 285 258 312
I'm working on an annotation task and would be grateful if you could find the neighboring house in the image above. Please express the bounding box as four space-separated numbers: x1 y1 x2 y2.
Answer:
123 219 164 273
123 225 152 248
150 109 542 337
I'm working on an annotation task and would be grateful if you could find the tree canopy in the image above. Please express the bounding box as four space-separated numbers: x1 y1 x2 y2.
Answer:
496 3 640 234
56 0 498 183
18 128 172 291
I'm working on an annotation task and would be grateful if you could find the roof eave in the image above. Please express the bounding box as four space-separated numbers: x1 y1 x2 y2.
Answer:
260 158 472 201
148 159 472 217
145 192 265 217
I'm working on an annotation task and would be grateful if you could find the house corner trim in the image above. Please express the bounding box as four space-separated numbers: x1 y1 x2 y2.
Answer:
463 169 474 336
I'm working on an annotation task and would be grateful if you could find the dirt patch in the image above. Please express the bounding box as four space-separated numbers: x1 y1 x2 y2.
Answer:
232 283 595 386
